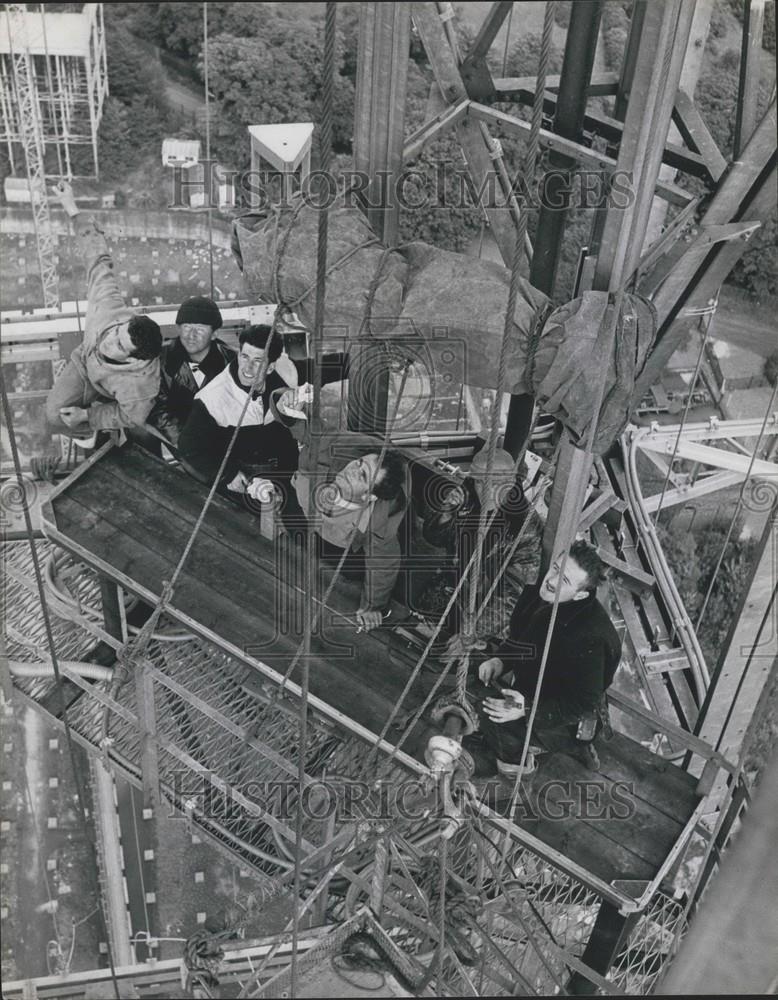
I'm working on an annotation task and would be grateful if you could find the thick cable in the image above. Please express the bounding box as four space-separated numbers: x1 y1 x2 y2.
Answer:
203 1 215 299
291 6 337 997
436 836 449 992
497 286 627 874
459 0 556 702
0 367 123 1000
370 481 551 776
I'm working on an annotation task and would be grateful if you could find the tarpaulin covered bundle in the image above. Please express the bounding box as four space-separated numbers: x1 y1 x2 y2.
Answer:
232 197 407 337
232 198 656 453
400 242 550 395
529 291 657 454
233 197 551 391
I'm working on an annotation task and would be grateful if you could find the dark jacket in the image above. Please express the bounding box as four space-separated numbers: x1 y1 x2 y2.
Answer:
423 479 529 633
148 337 235 445
178 360 297 486
177 352 350 487
495 584 621 730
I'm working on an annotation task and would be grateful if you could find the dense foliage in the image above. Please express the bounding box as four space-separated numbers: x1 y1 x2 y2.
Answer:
658 517 758 670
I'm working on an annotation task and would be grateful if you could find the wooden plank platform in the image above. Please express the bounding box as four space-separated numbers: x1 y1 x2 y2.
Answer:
44 444 704 895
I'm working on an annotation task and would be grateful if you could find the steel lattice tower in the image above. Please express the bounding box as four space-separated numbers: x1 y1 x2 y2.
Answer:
5 3 60 309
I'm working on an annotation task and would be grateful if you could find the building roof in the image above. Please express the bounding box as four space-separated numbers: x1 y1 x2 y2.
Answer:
0 5 95 58
248 123 314 171
161 138 201 167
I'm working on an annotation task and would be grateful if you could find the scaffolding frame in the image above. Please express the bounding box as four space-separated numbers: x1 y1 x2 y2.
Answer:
0 3 107 179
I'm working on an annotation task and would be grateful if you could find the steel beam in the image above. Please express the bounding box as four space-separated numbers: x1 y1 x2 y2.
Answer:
402 97 469 161
506 0 602 462
491 81 717 182
348 2 411 433
411 1 517 266
529 0 604 297
594 0 696 291
695 513 778 770
733 0 766 158
543 0 695 569
634 101 777 396
642 471 746 514
648 221 762 327
353 1 411 245
635 415 778 445
639 439 778 481
468 103 694 206
567 902 639 996
459 0 513 100
494 70 619 98
672 90 727 184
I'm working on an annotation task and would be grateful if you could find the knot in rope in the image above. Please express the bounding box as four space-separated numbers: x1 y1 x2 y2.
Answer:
183 930 224 991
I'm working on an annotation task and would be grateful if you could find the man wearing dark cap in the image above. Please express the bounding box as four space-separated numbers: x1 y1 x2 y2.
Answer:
147 296 235 447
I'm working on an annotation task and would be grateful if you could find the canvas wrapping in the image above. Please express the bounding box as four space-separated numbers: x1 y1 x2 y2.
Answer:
232 198 656 454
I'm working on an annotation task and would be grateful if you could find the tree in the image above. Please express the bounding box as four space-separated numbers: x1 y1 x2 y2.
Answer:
658 516 758 669
97 98 133 183
201 10 356 176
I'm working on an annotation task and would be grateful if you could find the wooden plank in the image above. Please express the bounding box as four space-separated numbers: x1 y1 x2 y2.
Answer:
52 478 435 750
516 810 658 886
593 732 699 823
595 546 655 596
531 750 685 872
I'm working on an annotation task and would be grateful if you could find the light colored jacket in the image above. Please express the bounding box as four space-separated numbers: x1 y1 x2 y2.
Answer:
70 219 160 430
294 430 407 610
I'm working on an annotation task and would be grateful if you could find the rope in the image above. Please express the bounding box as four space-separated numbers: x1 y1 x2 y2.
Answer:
456 1 555 710
203 1 215 299
371 481 551 777
496 287 627 876
0 368 123 1000
291 6 337 997
525 300 553 398
246 210 411 732
361 507 502 773
653 303 716 524
287 238 382 312
243 355 412 735
436 838 449 992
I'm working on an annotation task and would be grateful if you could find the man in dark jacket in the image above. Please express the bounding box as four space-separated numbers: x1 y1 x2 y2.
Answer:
421 447 532 636
147 296 234 447
475 540 621 777
178 324 301 496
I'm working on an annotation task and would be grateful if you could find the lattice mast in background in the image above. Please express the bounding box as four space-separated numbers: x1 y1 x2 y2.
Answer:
5 2 60 309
